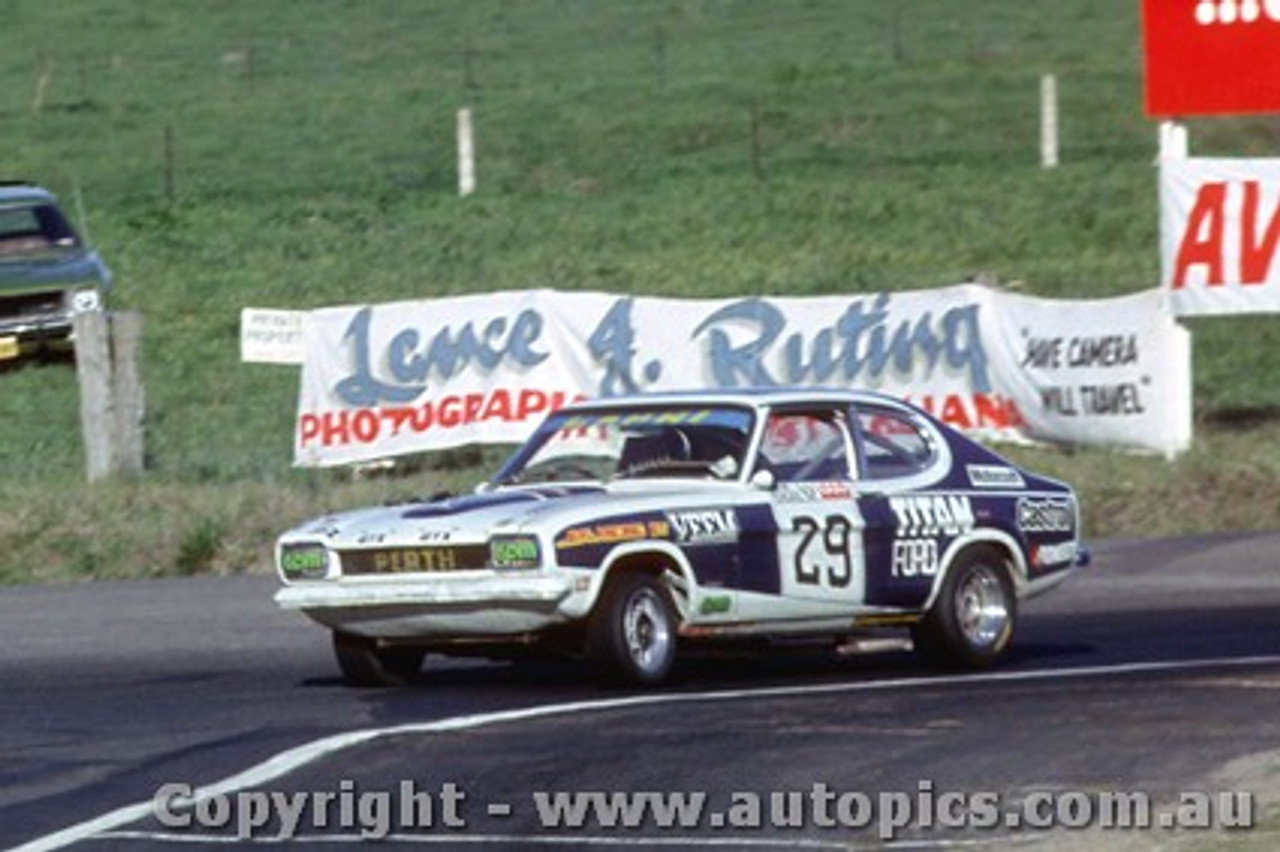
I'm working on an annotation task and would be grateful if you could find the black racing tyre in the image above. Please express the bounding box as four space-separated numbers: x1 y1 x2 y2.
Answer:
912 547 1016 670
332 630 425 687
588 572 679 685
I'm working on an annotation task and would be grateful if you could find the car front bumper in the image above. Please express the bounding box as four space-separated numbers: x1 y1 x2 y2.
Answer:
0 313 74 358
274 573 578 639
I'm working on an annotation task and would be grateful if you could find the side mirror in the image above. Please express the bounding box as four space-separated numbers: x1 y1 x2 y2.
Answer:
750 469 776 491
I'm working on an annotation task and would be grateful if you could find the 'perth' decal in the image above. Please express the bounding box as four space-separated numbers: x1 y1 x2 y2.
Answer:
889 495 975 537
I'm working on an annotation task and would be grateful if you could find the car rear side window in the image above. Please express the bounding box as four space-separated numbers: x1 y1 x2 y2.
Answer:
854 406 936 480
757 409 854 482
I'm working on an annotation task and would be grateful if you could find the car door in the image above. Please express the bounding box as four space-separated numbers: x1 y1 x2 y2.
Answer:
758 407 869 611
849 401 956 610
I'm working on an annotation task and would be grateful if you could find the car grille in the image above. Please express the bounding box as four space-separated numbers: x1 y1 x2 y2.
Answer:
340 545 489 576
0 289 64 321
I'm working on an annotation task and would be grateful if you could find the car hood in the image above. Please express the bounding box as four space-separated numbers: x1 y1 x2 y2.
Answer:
283 480 748 547
0 249 111 291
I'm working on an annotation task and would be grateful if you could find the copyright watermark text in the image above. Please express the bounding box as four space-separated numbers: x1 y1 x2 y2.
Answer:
152 779 1256 842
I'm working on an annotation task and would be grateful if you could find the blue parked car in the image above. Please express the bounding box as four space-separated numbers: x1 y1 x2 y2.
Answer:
0 182 112 361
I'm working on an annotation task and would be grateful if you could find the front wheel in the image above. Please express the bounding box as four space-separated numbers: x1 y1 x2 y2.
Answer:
332 630 425 687
588 573 679 685
912 548 1016 670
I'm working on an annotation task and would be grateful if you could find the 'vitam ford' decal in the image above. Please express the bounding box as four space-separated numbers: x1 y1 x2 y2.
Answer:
889 495 975 537
891 538 939 578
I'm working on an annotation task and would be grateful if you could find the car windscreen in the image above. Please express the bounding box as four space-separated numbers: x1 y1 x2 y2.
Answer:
494 405 755 484
0 203 79 252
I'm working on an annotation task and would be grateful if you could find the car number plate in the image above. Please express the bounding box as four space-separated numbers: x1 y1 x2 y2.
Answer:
0 336 18 360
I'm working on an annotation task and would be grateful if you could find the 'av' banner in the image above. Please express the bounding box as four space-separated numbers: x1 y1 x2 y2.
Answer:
293 286 1191 466
1160 156 1280 316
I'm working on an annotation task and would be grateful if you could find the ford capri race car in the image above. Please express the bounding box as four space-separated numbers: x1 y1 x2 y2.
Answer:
275 389 1087 686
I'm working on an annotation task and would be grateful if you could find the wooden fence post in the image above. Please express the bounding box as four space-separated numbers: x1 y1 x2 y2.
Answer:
74 309 145 482
111 311 146 476
1040 74 1059 169
457 107 476 197
74 309 115 481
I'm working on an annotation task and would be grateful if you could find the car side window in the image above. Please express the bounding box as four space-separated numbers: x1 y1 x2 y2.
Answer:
757 409 853 482
854 405 935 480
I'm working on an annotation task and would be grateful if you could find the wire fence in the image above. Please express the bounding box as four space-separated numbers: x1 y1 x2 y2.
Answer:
3 1 1166 209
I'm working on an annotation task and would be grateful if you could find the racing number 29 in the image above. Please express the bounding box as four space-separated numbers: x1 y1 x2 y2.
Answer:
792 515 854 588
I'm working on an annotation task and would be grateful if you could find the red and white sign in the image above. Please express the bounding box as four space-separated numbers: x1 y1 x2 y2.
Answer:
1142 0 1280 116
1160 156 1280 315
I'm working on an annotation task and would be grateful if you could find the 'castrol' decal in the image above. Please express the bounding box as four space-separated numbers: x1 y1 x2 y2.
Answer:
1017 497 1075 534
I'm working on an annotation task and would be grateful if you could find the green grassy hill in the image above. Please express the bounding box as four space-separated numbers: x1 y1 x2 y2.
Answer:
1 0 1278 582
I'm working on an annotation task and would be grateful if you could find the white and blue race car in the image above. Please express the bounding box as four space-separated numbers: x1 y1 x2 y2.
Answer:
275 389 1086 686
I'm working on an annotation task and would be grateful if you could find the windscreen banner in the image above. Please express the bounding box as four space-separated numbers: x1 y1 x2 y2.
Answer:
294 286 1191 466
1160 156 1280 316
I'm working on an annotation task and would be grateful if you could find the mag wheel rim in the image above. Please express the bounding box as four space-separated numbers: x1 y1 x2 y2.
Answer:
955 564 1010 649
623 588 673 674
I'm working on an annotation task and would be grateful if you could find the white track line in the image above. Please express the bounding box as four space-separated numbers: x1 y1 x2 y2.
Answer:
15 655 1280 851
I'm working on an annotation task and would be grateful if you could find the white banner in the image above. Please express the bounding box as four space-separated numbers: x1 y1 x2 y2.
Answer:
1160 156 1280 316
982 288 1191 456
294 286 1191 466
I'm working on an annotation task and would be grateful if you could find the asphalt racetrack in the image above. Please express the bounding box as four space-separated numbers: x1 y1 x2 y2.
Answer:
5 532 1280 851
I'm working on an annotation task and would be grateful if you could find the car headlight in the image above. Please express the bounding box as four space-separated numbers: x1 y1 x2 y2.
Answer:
489 535 541 570
279 542 331 580
70 288 102 313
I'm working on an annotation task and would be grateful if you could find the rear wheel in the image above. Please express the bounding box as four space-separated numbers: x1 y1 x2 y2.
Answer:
912 547 1016 670
332 630 425 687
589 573 678 685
